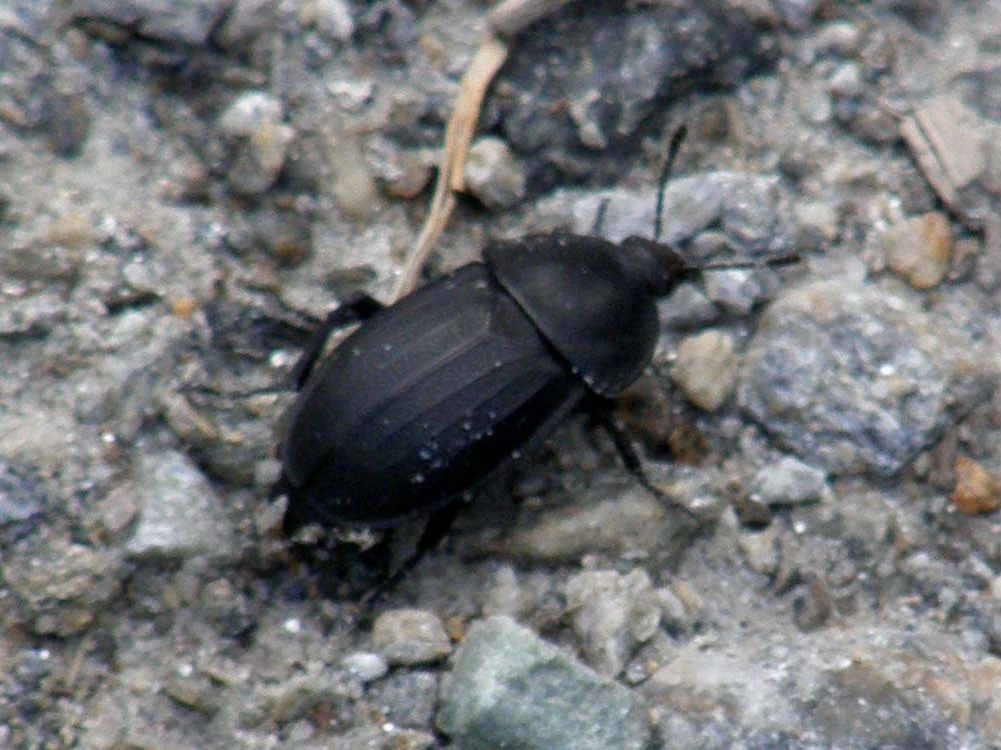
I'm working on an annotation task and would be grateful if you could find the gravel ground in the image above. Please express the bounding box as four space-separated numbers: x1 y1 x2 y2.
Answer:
2 1 1001 748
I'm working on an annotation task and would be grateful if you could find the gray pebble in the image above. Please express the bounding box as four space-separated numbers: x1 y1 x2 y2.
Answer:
371 608 451 666
702 268 768 315
0 292 65 339
227 120 291 196
812 21 862 56
438 616 651 750
655 584 698 633
163 668 218 715
0 459 45 528
564 568 662 677
94 482 140 537
658 282 719 329
125 451 236 561
791 575 834 631
793 199 840 243
575 172 790 256
213 0 278 53
737 526 781 577
670 329 738 411
775 0 820 29
750 455 830 505
217 92 291 195
718 176 785 253
341 652 388 683
828 61 862 98
309 0 355 42
329 133 380 220
481 565 532 619
464 137 527 210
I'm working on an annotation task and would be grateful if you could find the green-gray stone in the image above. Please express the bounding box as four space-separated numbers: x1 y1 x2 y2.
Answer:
438 616 651 750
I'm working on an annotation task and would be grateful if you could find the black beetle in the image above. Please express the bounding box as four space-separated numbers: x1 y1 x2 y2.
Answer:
278 129 786 544
280 231 693 531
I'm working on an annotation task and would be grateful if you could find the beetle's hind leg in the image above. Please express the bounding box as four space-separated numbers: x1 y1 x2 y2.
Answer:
291 292 384 387
361 501 466 605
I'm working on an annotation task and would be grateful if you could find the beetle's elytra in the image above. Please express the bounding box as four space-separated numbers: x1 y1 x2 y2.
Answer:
279 228 697 532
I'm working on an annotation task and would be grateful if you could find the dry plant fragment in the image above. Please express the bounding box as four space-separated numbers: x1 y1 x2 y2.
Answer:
391 0 576 302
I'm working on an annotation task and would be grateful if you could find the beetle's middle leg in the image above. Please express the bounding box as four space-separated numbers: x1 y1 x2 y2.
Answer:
291 292 384 387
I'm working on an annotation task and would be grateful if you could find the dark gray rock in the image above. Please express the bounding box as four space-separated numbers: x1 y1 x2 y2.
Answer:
0 459 45 529
487 0 777 187
438 616 651 750
67 0 233 46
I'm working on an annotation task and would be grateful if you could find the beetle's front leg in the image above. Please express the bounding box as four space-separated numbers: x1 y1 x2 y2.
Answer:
291 292 384 388
584 395 698 521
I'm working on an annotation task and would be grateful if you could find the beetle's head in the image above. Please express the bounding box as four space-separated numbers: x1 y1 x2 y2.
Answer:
621 235 802 299
619 235 695 297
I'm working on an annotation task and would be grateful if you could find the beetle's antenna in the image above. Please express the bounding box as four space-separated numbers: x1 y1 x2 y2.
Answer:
701 253 801 272
654 125 688 243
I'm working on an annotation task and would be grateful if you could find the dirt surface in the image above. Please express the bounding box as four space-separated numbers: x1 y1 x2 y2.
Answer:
2 1 1001 748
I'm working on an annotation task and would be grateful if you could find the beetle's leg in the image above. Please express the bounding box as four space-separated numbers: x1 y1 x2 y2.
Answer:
291 292 384 388
585 395 698 520
361 501 465 605
590 196 611 234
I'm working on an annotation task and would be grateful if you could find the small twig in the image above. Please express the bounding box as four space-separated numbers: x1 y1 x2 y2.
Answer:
390 34 508 302
391 0 578 303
